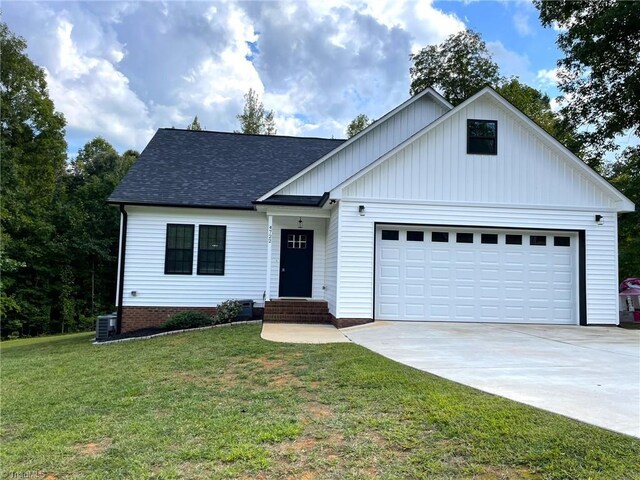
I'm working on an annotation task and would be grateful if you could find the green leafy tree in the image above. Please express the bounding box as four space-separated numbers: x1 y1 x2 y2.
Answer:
534 1 640 153
187 115 203 131
0 22 68 335
606 146 640 279
236 89 277 135
64 139 138 321
410 29 503 105
346 114 373 138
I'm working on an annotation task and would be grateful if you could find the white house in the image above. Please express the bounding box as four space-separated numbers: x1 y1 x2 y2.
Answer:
109 87 634 333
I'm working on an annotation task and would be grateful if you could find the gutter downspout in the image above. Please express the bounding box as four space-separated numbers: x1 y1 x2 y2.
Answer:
116 204 128 334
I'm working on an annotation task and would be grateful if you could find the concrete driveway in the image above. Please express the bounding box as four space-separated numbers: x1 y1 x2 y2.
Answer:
343 322 640 438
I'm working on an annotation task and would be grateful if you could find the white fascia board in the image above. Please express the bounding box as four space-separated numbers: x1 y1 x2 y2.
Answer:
255 88 453 202
333 87 635 212
254 204 331 218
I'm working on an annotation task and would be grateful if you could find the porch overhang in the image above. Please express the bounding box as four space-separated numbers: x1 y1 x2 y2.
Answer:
255 204 331 218
254 192 329 207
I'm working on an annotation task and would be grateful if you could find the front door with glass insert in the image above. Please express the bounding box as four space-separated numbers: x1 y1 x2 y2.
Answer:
279 229 314 297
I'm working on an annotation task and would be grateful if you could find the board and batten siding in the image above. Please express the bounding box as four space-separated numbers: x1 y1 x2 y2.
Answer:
324 206 339 315
342 96 619 209
122 206 268 307
277 96 448 196
268 216 327 300
336 200 619 325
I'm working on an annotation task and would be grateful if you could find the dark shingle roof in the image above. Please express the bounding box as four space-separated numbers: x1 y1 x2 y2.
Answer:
109 129 345 209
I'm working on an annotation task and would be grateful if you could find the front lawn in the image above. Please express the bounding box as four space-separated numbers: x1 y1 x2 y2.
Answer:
1 326 638 479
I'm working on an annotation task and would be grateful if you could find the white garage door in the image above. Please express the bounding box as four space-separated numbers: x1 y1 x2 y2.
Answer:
375 226 578 324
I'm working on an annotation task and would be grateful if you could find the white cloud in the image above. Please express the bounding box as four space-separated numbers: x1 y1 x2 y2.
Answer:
356 0 465 52
513 11 533 36
536 68 560 88
486 40 532 81
43 15 155 149
2 0 467 148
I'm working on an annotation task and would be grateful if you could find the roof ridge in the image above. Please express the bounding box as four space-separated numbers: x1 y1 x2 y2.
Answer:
159 127 345 142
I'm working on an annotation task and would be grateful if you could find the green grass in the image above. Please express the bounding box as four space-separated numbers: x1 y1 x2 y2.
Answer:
1 326 638 479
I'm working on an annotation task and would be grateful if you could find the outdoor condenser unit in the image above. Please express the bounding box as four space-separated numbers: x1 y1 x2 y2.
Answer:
95 312 117 341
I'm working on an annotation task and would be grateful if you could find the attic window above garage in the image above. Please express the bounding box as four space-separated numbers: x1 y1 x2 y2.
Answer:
467 119 497 155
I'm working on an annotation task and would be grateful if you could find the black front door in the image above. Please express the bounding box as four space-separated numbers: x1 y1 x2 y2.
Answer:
279 229 314 297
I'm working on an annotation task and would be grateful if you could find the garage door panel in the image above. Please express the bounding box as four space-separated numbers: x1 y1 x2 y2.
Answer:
505 287 525 300
405 304 425 316
405 266 425 279
406 248 425 261
456 286 475 299
431 267 449 279
378 283 400 297
376 226 577 324
480 269 499 281
554 308 572 321
455 305 475 318
455 250 476 265
431 285 449 298
405 284 425 297
380 266 400 279
380 247 400 261
480 286 500 299
480 251 500 263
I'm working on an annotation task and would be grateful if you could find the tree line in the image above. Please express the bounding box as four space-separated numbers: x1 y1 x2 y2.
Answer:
1 23 138 336
1 1 638 336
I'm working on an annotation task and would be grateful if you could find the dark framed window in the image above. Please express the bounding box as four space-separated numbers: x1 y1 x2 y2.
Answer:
481 233 498 244
554 236 571 247
381 230 399 240
432 232 449 243
506 234 522 245
197 225 226 275
456 232 473 244
165 224 194 274
530 235 547 246
407 231 424 242
467 120 497 155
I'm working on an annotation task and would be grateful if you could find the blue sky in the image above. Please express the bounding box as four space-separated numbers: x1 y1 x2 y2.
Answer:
4 1 571 156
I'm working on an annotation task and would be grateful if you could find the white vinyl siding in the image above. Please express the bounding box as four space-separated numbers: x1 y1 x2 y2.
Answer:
268 216 327 300
122 206 267 307
342 96 618 210
336 200 619 325
324 206 339 315
278 96 448 196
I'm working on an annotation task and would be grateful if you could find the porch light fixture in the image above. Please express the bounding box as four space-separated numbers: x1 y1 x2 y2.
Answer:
298 217 303 228
595 214 604 225
359 205 365 216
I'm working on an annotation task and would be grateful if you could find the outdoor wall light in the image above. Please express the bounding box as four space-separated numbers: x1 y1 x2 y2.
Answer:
298 217 303 228
131 290 138 297
359 205 366 216
595 214 604 225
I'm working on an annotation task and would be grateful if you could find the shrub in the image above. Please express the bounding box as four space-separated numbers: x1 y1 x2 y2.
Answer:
77 314 98 332
162 311 213 330
215 300 242 324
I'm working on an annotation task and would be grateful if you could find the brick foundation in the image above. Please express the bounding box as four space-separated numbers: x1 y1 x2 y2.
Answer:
263 300 330 324
329 313 374 329
120 306 266 332
120 306 219 333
